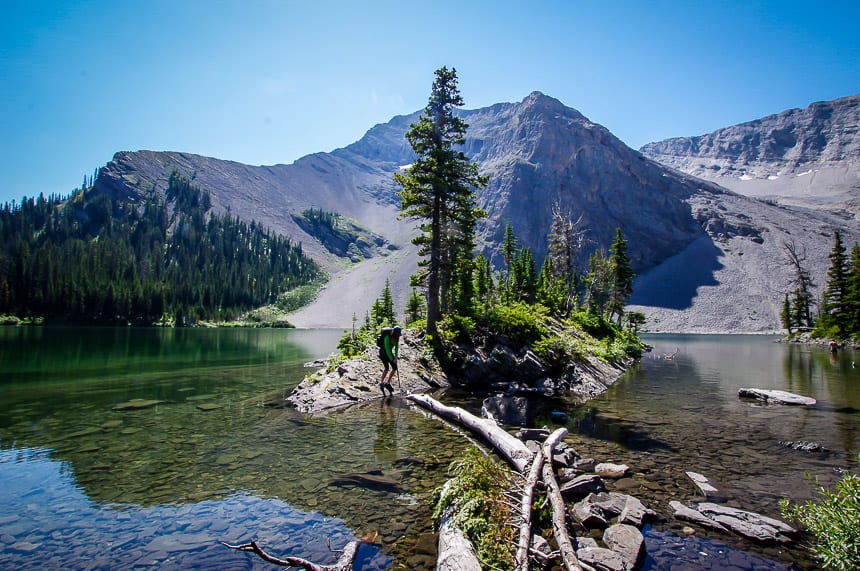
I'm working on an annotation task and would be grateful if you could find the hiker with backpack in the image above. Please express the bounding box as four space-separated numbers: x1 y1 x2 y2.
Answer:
377 326 402 397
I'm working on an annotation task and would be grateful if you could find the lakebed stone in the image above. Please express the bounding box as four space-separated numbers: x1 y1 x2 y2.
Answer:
595 462 631 479
559 473 606 498
686 471 719 496
697 502 797 543
603 524 645 568
670 500 797 544
577 546 632 571
572 492 655 531
779 440 827 452
737 388 816 406
112 399 166 411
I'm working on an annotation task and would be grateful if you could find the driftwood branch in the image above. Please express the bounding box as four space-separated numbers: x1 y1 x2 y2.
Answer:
409 394 593 571
515 448 545 571
541 430 594 571
220 539 360 571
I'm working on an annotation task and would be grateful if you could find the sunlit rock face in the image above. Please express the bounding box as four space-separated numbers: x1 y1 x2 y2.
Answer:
640 93 860 215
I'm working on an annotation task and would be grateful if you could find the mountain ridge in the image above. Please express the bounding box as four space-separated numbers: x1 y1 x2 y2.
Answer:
640 93 860 216
92 92 860 332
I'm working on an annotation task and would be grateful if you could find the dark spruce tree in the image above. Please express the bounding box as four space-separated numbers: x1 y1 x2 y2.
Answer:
395 66 487 338
608 228 634 325
820 231 850 337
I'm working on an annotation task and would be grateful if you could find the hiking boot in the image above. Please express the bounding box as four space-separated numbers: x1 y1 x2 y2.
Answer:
380 383 387 396
384 383 394 396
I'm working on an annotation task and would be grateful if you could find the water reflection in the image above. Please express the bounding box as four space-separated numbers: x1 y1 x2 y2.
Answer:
0 446 390 570
1 330 858 570
0 328 468 568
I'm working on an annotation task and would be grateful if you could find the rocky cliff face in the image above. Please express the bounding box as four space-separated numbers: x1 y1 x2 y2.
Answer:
93 92 860 333
640 94 860 215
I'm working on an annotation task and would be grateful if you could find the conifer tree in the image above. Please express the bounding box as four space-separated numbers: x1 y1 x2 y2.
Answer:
821 231 849 336
783 240 815 330
584 249 611 316
379 278 396 325
781 292 794 335
405 287 425 325
608 228 634 325
473 253 493 312
501 220 518 272
547 202 586 313
846 243 860 333
395 66 487 338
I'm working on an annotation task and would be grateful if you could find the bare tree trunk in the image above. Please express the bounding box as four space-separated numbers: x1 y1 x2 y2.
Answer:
515 448 545 571
541 429 594 571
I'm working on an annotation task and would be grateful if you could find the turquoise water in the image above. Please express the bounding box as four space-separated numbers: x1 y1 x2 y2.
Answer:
1 329 857 569
0 327 463 569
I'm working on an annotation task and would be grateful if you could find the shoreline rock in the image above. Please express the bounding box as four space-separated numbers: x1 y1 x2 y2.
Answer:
288 331 448 414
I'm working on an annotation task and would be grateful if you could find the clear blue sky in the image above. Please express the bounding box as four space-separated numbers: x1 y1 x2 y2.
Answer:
2 0 858 205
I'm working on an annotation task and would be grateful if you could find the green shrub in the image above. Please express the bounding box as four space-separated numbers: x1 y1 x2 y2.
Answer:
432 447 515 568
335 326 375 358
780 455 860 570
439 313 476 344
275 277 327 313
484 301 549 346
567 310 615 340
811 322 841 341
532 334 573 369
610 329 644 359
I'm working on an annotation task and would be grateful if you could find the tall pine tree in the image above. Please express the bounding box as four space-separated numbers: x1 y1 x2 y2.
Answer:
395 66 486 338
608 228 634 325
821 231 849 336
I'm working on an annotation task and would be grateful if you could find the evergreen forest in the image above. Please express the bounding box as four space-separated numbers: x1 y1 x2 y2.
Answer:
0 172 322 325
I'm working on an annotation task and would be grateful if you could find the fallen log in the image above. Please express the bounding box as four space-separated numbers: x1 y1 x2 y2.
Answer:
738 388 816 406
438 518 482 570
407 393 533 472
409 393 594 571
542 430 594 571
515 448 545 571
220 539 360 570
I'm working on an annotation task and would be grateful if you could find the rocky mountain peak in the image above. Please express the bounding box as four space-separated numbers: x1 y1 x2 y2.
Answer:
93 92 860 333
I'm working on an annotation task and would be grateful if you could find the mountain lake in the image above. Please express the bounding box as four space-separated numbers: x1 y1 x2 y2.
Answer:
0 327 858 570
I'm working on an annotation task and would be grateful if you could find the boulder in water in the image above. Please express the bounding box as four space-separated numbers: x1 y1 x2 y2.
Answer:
738 388 816 406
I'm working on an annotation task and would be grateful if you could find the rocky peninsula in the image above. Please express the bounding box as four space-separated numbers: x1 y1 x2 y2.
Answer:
288 329 629 415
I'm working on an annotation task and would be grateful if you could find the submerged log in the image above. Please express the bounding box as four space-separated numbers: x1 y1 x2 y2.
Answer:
329 471 402 492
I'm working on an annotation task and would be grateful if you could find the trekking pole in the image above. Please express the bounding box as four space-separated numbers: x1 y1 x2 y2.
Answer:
396 362 403 394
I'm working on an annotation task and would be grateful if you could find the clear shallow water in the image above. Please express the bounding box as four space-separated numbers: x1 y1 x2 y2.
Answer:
568 335 860 570
0 327 465 569
0 329 858 569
